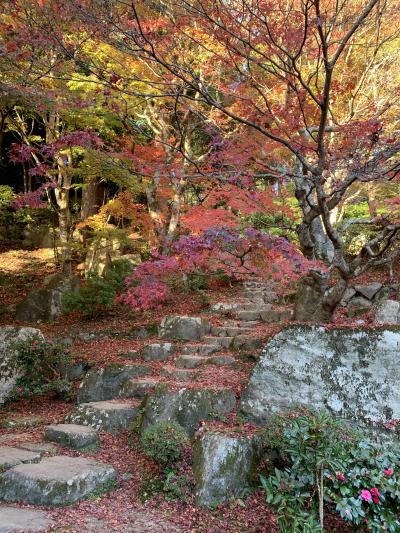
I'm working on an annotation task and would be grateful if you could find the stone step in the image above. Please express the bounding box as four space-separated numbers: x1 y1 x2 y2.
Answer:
211 326 253 337
232 336 263 350
203 336 234 349
66 401 140 433
174 355 208 369
0 455 116 506
161 365 196 381
0 447 41 470
17 442 58 456
234 310 262 321
0 505 54 532
208 355 236 366
181 343 220 355
142 342 175 361
260 307 292 323
209 302 240 315
44 424 100 450
119 377 159 399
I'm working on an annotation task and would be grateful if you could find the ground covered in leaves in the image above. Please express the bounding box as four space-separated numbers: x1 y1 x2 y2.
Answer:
0 247 396 532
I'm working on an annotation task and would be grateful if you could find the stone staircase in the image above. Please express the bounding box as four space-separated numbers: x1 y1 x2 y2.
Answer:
0 278 292 526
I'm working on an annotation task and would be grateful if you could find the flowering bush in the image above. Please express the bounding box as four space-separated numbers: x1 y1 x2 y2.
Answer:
260 409 400 533
120 226 316 311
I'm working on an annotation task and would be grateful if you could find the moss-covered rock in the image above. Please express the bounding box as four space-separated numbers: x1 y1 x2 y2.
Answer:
193 430 262 507
140 386 236 437
77 364 151 403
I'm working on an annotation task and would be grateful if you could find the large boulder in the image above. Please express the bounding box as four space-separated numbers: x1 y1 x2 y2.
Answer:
159 316 210 341
193 430 262 507
140 387 236 437
66 401 139 433
77 364 151 404
375 300 400 325
84 236 122 277
240 326 400 431
0 326 44 405
15 274 80 322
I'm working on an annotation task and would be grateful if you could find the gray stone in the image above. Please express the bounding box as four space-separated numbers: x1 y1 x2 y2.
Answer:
181 344 219 356
66 401 139 433
375 300 400 325
0 415 42 430
119 378 159 398
0 326 44 405
161 366 195 381
347 296 372 317
209 302 240 315
234 310 260 321
341 287 356 306
44 424 100 450
84 236 123 277
208 356 236 366
0 455 116 506
203 336 233 349
77 364 151 403
354 282 383 300
15 273 80 322
0 447 41 469
240 326 400 430
174 355 207 369
193 430 261 507
0 505 54 532
159 316 210 341
293 271 332 322
141 387 236 437
17 442 58 456
142 343 175 361
259 308 292 323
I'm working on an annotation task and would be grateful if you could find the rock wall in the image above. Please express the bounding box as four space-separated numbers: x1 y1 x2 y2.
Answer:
0 327 44 404
240 326 400 430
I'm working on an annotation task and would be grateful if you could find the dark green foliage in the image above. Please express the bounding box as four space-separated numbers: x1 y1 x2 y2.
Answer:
63 259 133 316
140 421 188 466
260 409 400 532
9 335 73 401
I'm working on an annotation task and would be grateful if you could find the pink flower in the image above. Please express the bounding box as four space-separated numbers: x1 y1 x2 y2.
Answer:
336 471 346 482
370 487 380 504
361 489 372 502
384 468 394 476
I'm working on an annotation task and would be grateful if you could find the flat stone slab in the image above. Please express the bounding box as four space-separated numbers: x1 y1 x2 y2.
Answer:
0 455 116 506
0 505 54 532
17 442 58 456
142 343 175 361
66 401 139 433
119 378 159 398
45 424 100 450
0 447 41 469
0 416 42 430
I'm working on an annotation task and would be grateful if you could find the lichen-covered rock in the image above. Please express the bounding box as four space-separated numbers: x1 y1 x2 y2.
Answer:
141 387 236 437
375 300 400 325
0 455 116 506
193 430 262 507
142 343 175 361
240 326 400 430
0 447 41 469
15 273 80 322
159 316 210 341
44 424 100 450
66 401 139 433
0 326 44 405
77 364 151 403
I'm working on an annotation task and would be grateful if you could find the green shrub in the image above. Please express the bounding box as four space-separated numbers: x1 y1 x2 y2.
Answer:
141 421 188 466
64 259 133 316
9 335 73 401
260 409 400 533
